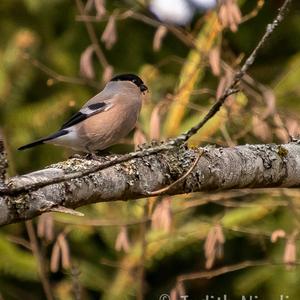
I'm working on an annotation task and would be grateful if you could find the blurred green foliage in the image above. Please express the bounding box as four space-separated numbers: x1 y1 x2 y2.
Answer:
1 0 300 299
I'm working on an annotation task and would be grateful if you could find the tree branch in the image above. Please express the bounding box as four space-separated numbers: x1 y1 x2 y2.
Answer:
1 142 300 226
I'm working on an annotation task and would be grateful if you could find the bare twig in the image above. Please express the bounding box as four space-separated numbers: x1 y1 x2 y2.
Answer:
146 149 203 196
49 206 84 216
25 221 54 300
241 0 265 23
176 260 299 283
23 53 100 89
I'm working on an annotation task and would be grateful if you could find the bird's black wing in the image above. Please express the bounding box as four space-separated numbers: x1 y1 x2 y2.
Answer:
60 102 110 130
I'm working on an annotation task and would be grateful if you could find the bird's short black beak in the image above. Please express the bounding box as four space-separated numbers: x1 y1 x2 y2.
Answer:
140 84 148 93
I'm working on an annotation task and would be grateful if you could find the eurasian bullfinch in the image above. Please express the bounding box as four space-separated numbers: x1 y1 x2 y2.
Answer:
18 74 148 153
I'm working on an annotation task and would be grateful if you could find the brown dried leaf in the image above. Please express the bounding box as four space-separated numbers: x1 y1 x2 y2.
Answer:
262 89 276 119
149 105 161 140
84 0 94 12
218 0 241 32
286 118 300 137
115 226 131 253
80 45 95 79
170 288 178 300
37 213 54 242
102 65 114 83
215 223 225 244
271 229 286 243
153 25 167 52
133 128 147 150
252 115 272 142
216 76 227 99
37 215 45 239
50 241 61 273
273 114 289 142
218 5 229 28
94 0 106 18
101 15 117 49
209 47 221 76
204 224 225 269
58 234 71 269
151 198 172 233
204 227 217 269
176 282 186 297
283 237 296 265
45 214 54 242
227 2 238 32
230 1 242 24
275 128 289 143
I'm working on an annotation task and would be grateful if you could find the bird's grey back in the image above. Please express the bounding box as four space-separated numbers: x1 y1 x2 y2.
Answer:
83 81 141 108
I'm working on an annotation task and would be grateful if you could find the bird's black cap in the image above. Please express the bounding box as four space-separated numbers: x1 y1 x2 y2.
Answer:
111 74 148 92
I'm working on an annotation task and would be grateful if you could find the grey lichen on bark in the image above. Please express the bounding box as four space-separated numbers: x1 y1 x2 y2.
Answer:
1 142 300 226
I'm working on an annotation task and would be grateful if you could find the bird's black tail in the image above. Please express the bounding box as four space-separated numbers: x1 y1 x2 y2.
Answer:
18 130 69 151
18 138 47 150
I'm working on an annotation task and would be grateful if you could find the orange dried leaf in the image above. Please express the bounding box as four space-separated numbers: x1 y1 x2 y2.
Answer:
271 229 286 243
153 25 167 52
252 115 272 142
58 234 71 269
94 0 106 18
149 105 161 140
216 76 227 99
80 45 95 79
133 128 147 150
102 65 114 83
209 47 221 76
283 238 296 265
115 226 131 253
151 198 172 233
50 241 61 273
101 15 117 49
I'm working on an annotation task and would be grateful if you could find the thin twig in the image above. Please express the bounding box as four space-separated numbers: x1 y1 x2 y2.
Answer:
146 149 203 196
23 53 100 89
25 221 54 300
176 260 299 283
241 0 265 23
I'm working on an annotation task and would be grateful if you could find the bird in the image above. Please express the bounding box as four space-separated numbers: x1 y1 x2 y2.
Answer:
18 74 148 153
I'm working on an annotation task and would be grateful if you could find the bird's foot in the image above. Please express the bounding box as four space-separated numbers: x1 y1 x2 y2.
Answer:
85 151 111 162
69 153 85 159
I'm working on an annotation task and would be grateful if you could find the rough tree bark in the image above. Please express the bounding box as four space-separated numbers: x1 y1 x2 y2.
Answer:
0 142 300 226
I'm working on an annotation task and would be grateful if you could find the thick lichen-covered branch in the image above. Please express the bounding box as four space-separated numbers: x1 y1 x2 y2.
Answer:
0 142 300 226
